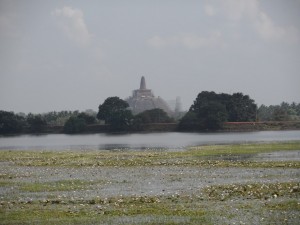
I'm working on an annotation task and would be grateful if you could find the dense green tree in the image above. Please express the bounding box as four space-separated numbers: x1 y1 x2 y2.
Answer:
178 112 200 131
227 93 257 122
134 108 174 124
77 112 96 124
189 91 220 112
97 97 133 131
26 114 47 133
131 108 174 130
0 111 25 134
190 91 256 123
197 101 228 130
180 91 257 131
63 116 86 134
180 101 227 131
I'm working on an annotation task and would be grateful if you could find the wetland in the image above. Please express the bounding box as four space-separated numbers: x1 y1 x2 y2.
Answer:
0 139 300 224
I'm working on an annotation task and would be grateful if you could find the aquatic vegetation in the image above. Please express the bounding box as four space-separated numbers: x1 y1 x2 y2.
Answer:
1 141 300 224
19 179 102 192
1 182 299 224
0 195 209 225
204 182 299 201
187 141 300 156
0 141 299 168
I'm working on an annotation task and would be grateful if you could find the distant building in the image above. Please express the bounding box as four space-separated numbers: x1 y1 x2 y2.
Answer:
167 96 182 113
126 76 173 115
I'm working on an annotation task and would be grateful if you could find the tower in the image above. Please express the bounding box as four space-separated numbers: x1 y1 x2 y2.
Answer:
140 76 146 90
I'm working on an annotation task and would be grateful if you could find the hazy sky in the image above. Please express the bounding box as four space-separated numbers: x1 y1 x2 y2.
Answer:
1 0 300 113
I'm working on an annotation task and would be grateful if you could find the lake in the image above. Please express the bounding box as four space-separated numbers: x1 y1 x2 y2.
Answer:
0 130 300 151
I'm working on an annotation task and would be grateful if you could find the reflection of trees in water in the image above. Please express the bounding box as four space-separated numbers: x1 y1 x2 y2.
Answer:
207 154 253 161
98 144 169 151
99 144 131 151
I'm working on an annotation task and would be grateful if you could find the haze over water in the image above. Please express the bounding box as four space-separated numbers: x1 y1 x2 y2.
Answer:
1 130 300 151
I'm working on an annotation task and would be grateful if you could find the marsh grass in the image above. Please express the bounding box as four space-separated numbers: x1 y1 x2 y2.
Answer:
19 179 101 192
1 141 300 224
187 141 300 156
0 195 209 225
204 182 300 201
265 200 300 211
0 174 15 179
0 181 12 187
0 141 299 168
1 182 298 225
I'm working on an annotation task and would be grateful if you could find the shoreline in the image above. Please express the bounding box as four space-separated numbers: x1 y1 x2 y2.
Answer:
1 121 300 135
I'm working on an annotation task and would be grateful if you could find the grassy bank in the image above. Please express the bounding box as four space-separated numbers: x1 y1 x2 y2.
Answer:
1 141 300 224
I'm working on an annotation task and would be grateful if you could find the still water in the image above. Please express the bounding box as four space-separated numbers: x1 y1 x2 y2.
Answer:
0 130 300 151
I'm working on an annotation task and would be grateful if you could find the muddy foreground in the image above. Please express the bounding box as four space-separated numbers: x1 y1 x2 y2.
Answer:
0 142 299 224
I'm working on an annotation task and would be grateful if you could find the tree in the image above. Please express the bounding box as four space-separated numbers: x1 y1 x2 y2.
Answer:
190 91 256 123
182 91 257 131
257 102 300 121
97 97 133 131
63 116 86 134
178 111 200 131
63 112 96 134
77 112 96 124
134 108 174 124
131 108 174 130
197 101 228 130
0 111 25 134
26 114 47 133
227 93 257 122
189 91 220 112
42 111 79 126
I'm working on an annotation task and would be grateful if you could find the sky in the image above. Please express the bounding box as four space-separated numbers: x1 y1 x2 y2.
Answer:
1 0 300 113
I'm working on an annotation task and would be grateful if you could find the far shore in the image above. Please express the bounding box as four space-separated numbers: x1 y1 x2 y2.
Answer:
15 120 300 135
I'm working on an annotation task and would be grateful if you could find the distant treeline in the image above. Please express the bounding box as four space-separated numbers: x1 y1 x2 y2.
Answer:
0 110 97 134
0 107 174 134
1 91 299 134
257 102 300 121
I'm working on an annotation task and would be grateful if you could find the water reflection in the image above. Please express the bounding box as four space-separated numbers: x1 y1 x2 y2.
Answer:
206 154 254 161
205 150 300 162
0 130 299 151
100 144 131 151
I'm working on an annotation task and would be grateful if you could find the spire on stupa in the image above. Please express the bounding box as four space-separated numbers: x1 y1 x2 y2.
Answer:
140 76 146 90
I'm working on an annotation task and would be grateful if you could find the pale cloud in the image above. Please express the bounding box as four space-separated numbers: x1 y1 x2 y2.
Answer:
147 32 224 49
147 35 178 48
221 0 259 21
0 15 11 38
182 32 224 48
0 15 10 30
208 0 299 43
0 13 19 39
51 6 91 46
255 12 299 43
204 4 216 17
